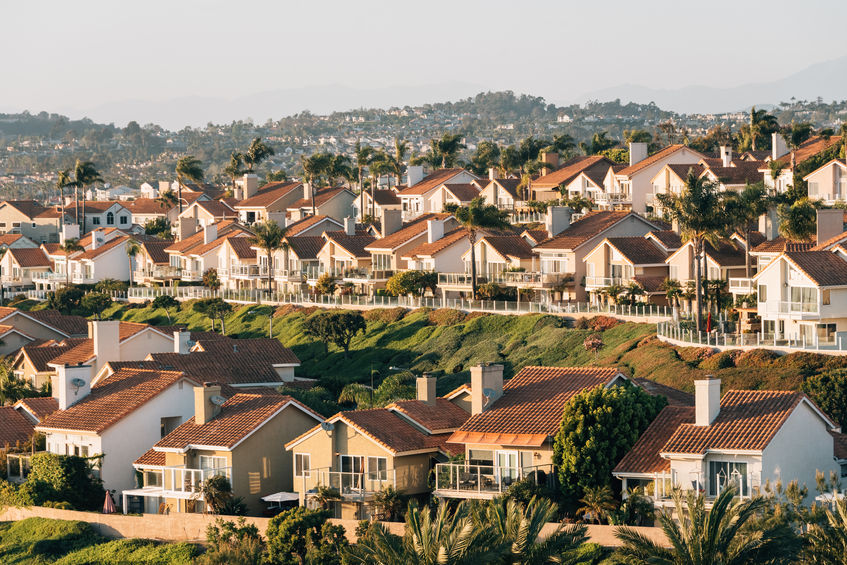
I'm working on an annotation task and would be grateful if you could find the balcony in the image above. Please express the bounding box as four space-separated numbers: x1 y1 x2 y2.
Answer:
274 269 305 283
296 468 397 501
585 276 626 289
438 271 563 288
225 265 262 279
595 192 630 205
343 269 394 282
728 278 754 295
761 299 820 319
134 265 181 281
121 465 232 511
180 269 202 282
433 463 554 499
508 210 545 224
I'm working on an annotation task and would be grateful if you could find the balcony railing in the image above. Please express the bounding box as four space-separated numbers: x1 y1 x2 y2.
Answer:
762 300 819 316
162 465 232 495
585 276 626 288
343 269 394 282
657 321 847 352
297 467 397 499
438 271 559 287
180 269 202 281
434 463 554 498
728 278 754 294
135 265 181 280
274 269 306 282
595 192 629 204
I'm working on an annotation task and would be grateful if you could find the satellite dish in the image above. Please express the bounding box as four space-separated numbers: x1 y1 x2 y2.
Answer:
70 378 86 388
320 422 335 432
210 395 227 406
482 388 497 406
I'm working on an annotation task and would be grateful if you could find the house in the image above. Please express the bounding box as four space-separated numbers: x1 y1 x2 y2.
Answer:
13 341 86 390
0 201 63 244
804 159 847 204
583 236 671 304
479 177 523 210
396 169 478 220
36 364 201 497
65 201 133 234
315 220 377 282
362 213 457 281
457 234 537 292
357 190 402 221
284 215 343 237
530 155 620 204
614 377 842 506
427 183 481 213
66 234 133 284
0 234 38 251
0 307 88 341
665 239 746 285
133 240 179 284
435 364 628 500
286 187 357 223
218 237 259 290
165 221 252 282
273 236 324 292
40 227 126 289
614 144 705 214
286 373 468 519
403 228 470 274
234 179 304 225
761 134 843 193
177 200 237 233
126 384 323 515
532 209 663 300
0 247 52 289
120 199 175 229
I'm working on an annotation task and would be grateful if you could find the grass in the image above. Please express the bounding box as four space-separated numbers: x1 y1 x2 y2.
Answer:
0 518 198 565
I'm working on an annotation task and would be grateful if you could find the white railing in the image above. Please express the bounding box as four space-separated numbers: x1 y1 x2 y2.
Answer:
595 192 629 204
585 276 626 288
508 211 546 224
297 467 397 499
728 278 754 293
163 465 232 495
657 321 847 352
763 300 819 315
342 269 394 282
438 271 558 287
434 463 554 497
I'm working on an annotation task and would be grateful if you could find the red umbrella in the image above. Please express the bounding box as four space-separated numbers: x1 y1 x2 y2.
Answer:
706 312 712 333
103 491 116 514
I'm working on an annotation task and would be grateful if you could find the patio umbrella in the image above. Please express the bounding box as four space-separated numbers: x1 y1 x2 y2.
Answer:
706 311 712 332
103 491 116 514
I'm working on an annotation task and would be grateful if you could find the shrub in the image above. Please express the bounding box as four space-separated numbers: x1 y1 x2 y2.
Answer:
772 352 828 375
94 279 128 293
699 351 736 370
197 517 264 565
15 453 105 511
428 308 466 326
314 273 336 296
677 347 716 363
81 292 112 318
0 518 103 562
202 268 221 290
8 294 27 306
55 538 199 565
362 307 406 324
47 287 85 314
576 315 620 332
735 348 780 368
265 507 347 565
803 368 847 428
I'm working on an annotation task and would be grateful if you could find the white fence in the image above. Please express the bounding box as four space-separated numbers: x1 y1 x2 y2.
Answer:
657 321 847 353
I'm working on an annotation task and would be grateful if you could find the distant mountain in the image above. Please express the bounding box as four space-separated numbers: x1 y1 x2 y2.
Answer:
61 82 485 129
570 55 847 114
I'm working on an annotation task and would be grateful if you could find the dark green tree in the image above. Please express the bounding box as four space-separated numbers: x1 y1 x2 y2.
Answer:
803 369 847 429
193 298 232 333
47 286 85 314
724 183 772 279
16 453 105 511
265 507 347 565
175 155 204 214
151 294 179 322
81 292 112 319
243 137 275 172
302 311 365 358
778 197 818 241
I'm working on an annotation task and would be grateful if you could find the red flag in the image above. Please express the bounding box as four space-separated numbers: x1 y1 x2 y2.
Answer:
707 312 712 332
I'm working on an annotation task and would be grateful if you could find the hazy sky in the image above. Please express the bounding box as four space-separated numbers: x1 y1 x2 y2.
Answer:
4 0 847 116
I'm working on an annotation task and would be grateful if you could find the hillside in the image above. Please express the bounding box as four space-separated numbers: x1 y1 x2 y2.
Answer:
95 302 847 398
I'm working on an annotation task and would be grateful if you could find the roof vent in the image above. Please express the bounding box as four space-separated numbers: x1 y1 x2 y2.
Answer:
210 395 227 406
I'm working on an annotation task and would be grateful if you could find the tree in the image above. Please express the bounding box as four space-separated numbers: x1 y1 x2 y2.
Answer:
198 517 265 565
445 198 510 299
782 122 814 170
302 311 365 358
126 239 140 287
370 154 395 218
223 151 246 194
803 369 847 429
151 294 179 323
434 133 466 168
301 152 333 215
576 485 616 524
314 273 336 296
0 359 32 405
156 188 180 210
265 507 347 565
725 183 771 279
769 160 787 191
656 171 726 330
620 281 645 305
660 278 682 310
197 475 234 514
614 486 798 565
175 155 204 215
203 267 221 290
16 452 105 511
553 383 666 503
469 140 501 176
327 153 353 186
60 238 84 287
551 133 577 156
372 486 406 522
354 142 375 219
250 221 287 292
385 270 433 297
47 286 85 314
499 145 522 177
390 138 408 186
193 298 232 333
56 169 73 222
81 292 112 319
73 160 102 233
623 129 652 144
338 371 415 409
778 197 818 241
243 137 275 172
579 131 616 155
583 333 603 358
143 217 172 239
748 106 780 151
804 499 847 564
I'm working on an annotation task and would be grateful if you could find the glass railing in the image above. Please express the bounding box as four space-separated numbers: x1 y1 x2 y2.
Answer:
162 465 232 494
434 463 554 496
294 467 397 497
585 276 625 288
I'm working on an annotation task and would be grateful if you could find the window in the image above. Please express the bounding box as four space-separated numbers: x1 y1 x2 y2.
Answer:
823 290 831 305
339 455 363 474
808 181 820 196
468 449 494 466
708 461 748 496
145 471 163 487
199 455 228 477
160 416 181 438
73 445 88 457
669 265 679 280
367 456 387 480
31 222 36 228
106 212 115 225
119 215 128 225
758 285 767 303
790 287 817 307
295 453 311 478
12 222 20 228
92 217 101 225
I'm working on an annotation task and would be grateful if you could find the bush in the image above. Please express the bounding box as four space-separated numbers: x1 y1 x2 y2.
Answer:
81 292 113 318
363 307 407 324
94 279 128 293
699 351 736 370
55 538 199 565
0 518 103 562
47 287 85 314
314 273 336 296
575 315 620 331
197 517 264 565
265 507 347 565
428 308 466 326
15 453 105 511
677 347 716 363
735 348 780 368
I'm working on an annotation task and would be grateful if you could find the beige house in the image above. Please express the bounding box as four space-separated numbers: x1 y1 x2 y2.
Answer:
583 236 671 303
165 221 253 282
402 229 470 274
286 187 357 223
128 385 322 515
315 223 377 280
177 200 237 232
397 169 478 220
427 183 480 213
760 134 842 194
363 213 457 278
0 247 51 289
235 179 304 225
479 177 522 210
0 201 64 244
804 159 847 204
287 374 469 519
615 144 705 214
530 155 619 203
358 190 402 221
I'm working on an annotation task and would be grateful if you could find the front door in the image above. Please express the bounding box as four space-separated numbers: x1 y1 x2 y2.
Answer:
495 450 519 487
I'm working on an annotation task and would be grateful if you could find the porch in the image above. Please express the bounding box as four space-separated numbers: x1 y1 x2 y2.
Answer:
433 462 554 500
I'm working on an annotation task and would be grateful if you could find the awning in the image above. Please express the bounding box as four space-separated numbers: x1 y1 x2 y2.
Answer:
261 492 300 503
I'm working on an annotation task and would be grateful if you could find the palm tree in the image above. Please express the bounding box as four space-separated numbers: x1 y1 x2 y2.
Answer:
156 189 179 211
660 278 683 315
445 198 510 299
614 486 797 565
778 197 818 242
301 152 333 215
782 122 813 172
623 129 653 144
656 171 726 331
327 154 353 186
354 142 374 220
391 138 408 187
499 146 522 177
60 238 84 287
404 501 502 565
804 499 847 564
768 160 787 192
749 106 780 151
724 183 771 279
604 283 624 305
249 220 286 292
175 155 204 215
56 169 73 223
223 151 245 195
435 133 466 168
370 154 394 219
126 239 140 287
482 496 588 564
550 133 577 157
576 485 617 524
73 160 102 233
243 137 275 172
622 281 645 305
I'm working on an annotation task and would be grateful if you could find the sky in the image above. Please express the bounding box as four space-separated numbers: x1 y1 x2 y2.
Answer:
3 0 847 123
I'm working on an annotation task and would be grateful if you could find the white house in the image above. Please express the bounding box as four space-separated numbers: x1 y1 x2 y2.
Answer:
66 234 133 284
616 143 705 214
804 159 847 205
396 169 477 220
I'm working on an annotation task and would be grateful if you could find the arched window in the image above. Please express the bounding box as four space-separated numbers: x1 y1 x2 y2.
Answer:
106 212 114 225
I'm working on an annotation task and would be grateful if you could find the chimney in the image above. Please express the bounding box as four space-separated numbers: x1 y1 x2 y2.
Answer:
488 167 497 181
719 145 732 168
427 218 444 244
344 216 356 236
303 182 311 200
545 206 573 238
470 363 504 415
817 208 844 244
772 132 788 161
243 174 259 199
381 209 402 238
629 142 648 167
60 223 80 245
695 376 721 426
178 217 198 241
416 373 437 406
406 165 424 187
203 223 217 245
758 206 780 241
90 320 120 372
194 383 223 425
540 151 559 176
90 228 100 250
174 330 192 354
53 364 92 410
158 181 171 196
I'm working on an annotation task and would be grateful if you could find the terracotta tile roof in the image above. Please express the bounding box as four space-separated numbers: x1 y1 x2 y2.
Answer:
782 251 847 287
705 162 764 185
398 169 471 196
450 366 623 446
522 229 550 245
534 211 637 251
192 338 300 364
15 397 58 422
74 201 127 213
480 235 534 260
606 237 668 265
1 200 46 219
227 237 257 260
141 241 171 264
443 183 481 202
236 181 302 208
74 235 129 261
831 431 847 461
165 220 244 254
532 156 611 189
770 135 842 168
703 240 745 267
632 379 693 406
486 178 521 199
285 236 324 260
34 206 67 219
618 145 703 176
322 232 377 258
632 275 668 293
614 406 695 475
7 248 51 268
371 190 401 205
23 311 89 337
194 200 237 218
751 236 814 254
334 409 458 455
37 368 195 433
288 187 353 210
134 448 166 467
0 234 27 246
20 343 77 372
40 243 61 255
123 198 172 215
666 163 704 181
0 406 36 447
740 150 771 161
661 390 807 455
812 229 847 251
155 393 319 450
647 230 682 250
365 213 451 251
404 228 467 258
285 215 341 237
387 398 470 433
